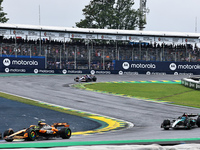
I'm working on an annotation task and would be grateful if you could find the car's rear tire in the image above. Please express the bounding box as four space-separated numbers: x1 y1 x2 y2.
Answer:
93 76 97 82
196 116 200 127
3 129 14 142
26 129 37 141
60 128 71 139
186 122 191 129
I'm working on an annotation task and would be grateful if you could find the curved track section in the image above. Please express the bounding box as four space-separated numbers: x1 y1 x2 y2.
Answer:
0 74 200 144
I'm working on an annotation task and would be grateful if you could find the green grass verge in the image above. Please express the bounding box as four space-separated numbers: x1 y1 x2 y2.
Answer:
84 83 200 108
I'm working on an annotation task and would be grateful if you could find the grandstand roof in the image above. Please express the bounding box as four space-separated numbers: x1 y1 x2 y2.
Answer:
0 23 199 43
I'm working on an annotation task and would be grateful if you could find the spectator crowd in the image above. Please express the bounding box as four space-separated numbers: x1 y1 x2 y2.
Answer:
0 36 200 70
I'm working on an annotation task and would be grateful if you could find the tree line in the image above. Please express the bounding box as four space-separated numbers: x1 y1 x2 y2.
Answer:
0 0 146 30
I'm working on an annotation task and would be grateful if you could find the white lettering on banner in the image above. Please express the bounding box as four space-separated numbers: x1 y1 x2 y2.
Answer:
116 35 126 41
12 60 38 66
178 64 200 70
59 33 69 38
186 38 198 43
12 30 27 35
0 29 9 35
122 62 156 70
95 71 111 74
143 36 154 42
86 34 97 39
3 58 40 67
129 36 141 41
131 63 156 69
169 63 200 70
34 69 54 74
155 37 172 43
123 72 138 75
101 35 113 40
28 31 39 36
196 84 200 89
5 68 26 73
71 34 86 39
43 32 58 37
190 83 195 88
177 73 193 76
10 69 26 72
185 82 189 86
173 38 182 43
68 70 82 74
146 72 166 75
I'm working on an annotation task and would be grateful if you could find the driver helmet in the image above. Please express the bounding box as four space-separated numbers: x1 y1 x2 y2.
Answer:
182 113 188 117
38 121 46 126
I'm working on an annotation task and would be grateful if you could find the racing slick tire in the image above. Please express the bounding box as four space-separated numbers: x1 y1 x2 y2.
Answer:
92 76 97 82
162 120 170 130
3 129 14 142
26 129 37 141
74 77 79 82
196 116 200 127
60 128 71 139
186 122 191 129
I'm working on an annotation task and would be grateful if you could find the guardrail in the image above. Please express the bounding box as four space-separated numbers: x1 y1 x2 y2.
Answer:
181 77 200 90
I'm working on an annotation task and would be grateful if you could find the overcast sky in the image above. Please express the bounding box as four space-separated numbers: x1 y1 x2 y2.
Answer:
2 0 200 33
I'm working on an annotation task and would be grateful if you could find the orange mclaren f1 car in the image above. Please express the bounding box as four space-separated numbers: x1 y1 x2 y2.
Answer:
3 121 71 142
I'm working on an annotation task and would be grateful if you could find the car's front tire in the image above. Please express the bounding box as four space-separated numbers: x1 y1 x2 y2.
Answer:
26 129 37 141
162 120 170 130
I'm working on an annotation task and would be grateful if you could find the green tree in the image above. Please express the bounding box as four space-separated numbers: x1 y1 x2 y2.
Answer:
76 0 145 30
0 0 8 23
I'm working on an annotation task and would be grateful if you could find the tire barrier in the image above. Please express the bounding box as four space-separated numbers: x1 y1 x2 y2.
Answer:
181 77 200 90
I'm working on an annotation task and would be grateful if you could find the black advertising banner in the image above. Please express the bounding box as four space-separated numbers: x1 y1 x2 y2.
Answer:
114 60 200 75
0 57 45 72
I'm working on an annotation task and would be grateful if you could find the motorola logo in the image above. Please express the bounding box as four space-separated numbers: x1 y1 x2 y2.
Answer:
90 70 95 75
122 62 130 70
169 63 177 71
3 58 11 66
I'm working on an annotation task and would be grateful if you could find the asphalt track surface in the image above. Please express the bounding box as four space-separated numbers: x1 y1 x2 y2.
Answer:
1 74 200 146
0 97 101 134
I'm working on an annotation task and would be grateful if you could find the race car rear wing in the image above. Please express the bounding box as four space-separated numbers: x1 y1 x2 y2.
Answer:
187 114 200 117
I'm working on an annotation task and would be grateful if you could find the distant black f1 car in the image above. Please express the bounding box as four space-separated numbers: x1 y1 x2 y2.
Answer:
3 121 71 142
74 75 97 82
161 113 200 130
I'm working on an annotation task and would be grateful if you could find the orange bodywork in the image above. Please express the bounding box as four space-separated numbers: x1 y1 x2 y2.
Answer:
39 130 46 133
52 123 70 128
4 122 71 141
39 127 59 134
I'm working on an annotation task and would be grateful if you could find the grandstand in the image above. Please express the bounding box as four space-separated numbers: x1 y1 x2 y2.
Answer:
0 23 199 71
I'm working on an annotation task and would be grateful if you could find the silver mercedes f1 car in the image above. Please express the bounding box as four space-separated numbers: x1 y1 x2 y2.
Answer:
161 113 200 130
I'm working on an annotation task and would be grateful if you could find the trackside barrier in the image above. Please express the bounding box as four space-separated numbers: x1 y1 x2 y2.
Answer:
0 57 200 75
0 68 198 75
181 78 200 90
